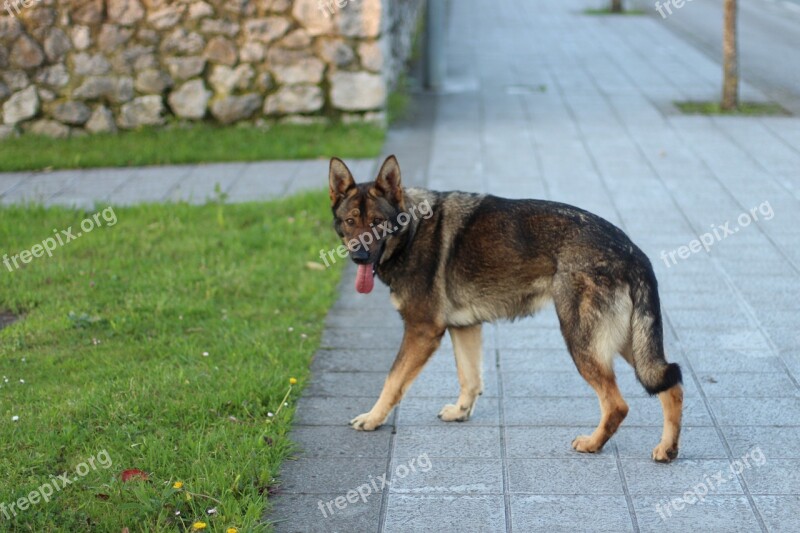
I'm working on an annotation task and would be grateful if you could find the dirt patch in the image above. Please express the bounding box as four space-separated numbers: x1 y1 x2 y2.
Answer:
0 311 19 330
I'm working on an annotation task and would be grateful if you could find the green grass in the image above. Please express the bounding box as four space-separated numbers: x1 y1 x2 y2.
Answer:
0 122 385 173
0 192 344 531
675 101 790 116
388 74 412 125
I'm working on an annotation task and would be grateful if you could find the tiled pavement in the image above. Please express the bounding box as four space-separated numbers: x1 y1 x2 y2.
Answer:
0 159 378 208
270 0 800 532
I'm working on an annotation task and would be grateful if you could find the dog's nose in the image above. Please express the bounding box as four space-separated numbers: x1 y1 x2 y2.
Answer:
350 249 370 262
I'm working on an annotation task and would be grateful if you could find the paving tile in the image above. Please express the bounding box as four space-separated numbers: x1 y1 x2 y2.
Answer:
271 493 382 533
722 426 800 460
310 349 397 373
394 426 501 458
708 397 800 426
508 457 623 494
383 495 505 533
1 172 75 204
110 166 191 204
48 168 133 207
407 370 499 398
740 459 800 495
0 172 30 196
505 426 614 459
226 161 298 202
293 396 395 427
687 350 787 373
320 328 403 350
504 397 713 427
397 397 500 426
503 397 605 426
388 457 503 494
305 371 387 398
510 495 634 532
753 495 800 532
676 329 774 352
632 495 759 533
277 458 388 494
289 426 392 459
696 371 799 397
496 327 570 350
167 162 246 203
621 459 744 495
614 426 728 460
503 369 698 398
499 348 576 372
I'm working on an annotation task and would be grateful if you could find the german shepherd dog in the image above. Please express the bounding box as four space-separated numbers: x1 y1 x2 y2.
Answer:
329 155 684 462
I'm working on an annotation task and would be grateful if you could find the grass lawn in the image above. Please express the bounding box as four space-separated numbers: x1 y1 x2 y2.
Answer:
0 122 385 173
675 101 790 116
0 192 343 531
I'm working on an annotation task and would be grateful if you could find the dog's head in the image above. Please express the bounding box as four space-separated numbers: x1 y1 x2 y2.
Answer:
329 155 405 294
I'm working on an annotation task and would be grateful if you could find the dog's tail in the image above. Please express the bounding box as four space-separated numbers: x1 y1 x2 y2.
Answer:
629 267 682 395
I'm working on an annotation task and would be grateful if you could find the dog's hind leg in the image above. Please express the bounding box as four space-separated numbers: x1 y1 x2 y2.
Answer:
350 322 445 431
554 277 630 453
439 324 483 422
569 355 629 453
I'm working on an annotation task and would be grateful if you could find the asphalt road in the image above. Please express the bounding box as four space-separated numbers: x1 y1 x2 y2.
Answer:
632 0 800 114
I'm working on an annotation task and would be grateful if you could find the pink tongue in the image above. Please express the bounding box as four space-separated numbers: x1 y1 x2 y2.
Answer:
355 264 374 294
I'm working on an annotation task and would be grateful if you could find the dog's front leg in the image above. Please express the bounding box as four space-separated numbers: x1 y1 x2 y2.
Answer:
350 322 445 431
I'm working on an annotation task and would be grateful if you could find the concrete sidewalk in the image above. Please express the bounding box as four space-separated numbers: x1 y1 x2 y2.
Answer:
0 159 377 208
270 0 800 532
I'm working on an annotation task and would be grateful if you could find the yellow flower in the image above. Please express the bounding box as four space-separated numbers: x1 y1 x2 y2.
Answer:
192 522 207 530
185 492 192 501
226 529 238 533
289 377 297 385
173 481 183 489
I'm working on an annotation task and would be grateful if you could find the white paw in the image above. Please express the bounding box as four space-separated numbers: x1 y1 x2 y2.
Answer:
438 403 471 422
349 412 382 431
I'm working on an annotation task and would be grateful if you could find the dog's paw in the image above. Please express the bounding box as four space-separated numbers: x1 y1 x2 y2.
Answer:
349 412 382 431
438 403 470 422
571 435 603 453
652 442 679 463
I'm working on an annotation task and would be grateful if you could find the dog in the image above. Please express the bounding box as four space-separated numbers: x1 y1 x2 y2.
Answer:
328 155 684 462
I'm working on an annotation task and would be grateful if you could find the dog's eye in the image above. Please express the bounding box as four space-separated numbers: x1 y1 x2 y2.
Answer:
345 218 355 226
372 217 384 226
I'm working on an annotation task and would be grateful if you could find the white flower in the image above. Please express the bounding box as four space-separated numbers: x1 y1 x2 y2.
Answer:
202 352 209 357
267 412 274 417
19 379 24 384
12 415 19 422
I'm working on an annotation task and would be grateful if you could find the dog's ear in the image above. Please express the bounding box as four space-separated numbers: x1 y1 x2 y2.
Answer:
374 155 404 206
329 157 356 205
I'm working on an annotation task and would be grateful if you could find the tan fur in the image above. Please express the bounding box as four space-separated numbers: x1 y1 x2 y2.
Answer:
439 325 484 421
350 322 445 431
653 384 683 462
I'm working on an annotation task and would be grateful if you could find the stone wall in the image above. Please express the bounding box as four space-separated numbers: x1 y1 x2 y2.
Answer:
0 0 424 138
